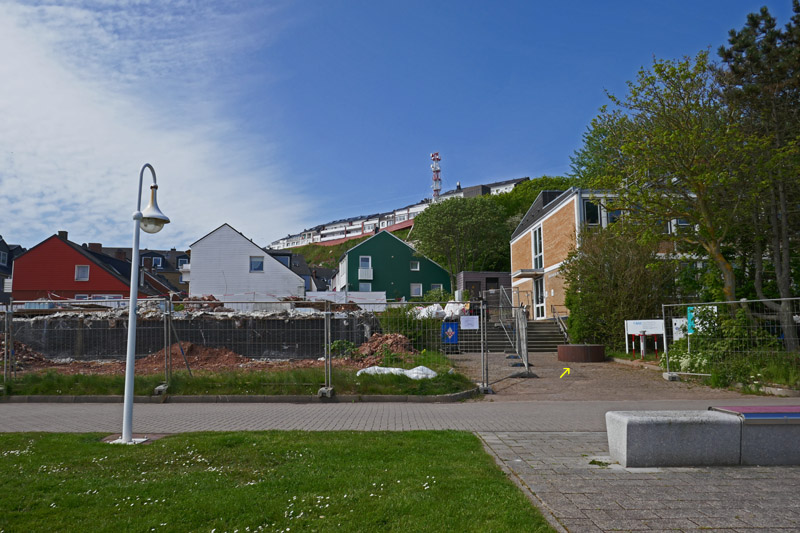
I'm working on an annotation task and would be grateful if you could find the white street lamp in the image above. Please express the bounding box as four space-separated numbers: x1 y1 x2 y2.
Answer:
116 164 169 444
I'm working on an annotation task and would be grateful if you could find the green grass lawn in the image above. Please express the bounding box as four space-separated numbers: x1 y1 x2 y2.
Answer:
5 350 476 397
4 367 476 397
0 431 553 532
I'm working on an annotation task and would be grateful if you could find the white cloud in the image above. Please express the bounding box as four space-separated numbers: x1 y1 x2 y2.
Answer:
0 0 309 250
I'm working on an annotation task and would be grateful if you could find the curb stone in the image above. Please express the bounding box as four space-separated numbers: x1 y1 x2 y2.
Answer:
0 387 480 404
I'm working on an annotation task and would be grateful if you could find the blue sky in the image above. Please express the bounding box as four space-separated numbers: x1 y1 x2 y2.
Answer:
1 1 795 250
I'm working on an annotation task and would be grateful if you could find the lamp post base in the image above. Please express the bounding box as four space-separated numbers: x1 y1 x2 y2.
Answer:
108 436 149 445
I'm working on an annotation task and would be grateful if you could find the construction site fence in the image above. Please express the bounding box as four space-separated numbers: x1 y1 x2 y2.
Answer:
661 297 800 382
2 298 531 392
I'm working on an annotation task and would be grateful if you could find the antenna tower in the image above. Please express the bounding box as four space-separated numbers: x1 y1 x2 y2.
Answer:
430 152 441 202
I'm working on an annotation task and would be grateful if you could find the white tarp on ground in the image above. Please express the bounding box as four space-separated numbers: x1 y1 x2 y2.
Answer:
356 365 438 380
306 291 387 311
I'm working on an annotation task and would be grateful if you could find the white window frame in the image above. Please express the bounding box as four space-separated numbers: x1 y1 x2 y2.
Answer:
533 226 543 270
75 265 90 281
178 257 188 268
358 282 372 292
152 257 163 269
250 256 265 272
410 260 420 271
410 283 423 297
359 256 372 269
431 283 443 292
0 251 7 266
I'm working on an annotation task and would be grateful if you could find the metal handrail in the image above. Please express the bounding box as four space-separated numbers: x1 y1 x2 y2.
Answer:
551 304 569 343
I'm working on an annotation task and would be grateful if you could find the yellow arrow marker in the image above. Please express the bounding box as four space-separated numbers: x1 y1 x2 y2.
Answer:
560 368 571 379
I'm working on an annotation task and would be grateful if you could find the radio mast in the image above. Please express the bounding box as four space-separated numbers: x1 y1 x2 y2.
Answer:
430 152 442 202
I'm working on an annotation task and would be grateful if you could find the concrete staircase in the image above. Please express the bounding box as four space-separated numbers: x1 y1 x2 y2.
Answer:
527 320 565 352
455 319 565 353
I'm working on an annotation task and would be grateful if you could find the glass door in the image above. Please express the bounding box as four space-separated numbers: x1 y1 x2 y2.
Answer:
534 278 545 319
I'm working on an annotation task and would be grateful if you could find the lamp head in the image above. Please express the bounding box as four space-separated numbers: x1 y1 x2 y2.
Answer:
140 184 170 234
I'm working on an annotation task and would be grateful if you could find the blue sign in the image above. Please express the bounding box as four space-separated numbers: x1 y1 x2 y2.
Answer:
687 307 695 335
441 322 459 344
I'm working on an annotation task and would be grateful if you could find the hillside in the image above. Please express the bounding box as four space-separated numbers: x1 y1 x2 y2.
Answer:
291 228 412 269
291 237 370 269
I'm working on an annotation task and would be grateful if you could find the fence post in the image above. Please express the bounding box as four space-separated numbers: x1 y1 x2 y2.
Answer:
163 298 170 384
479 299 493 394
318 300 334 398
3 304 8 384
9 298 14 380
168 301 173 382
662 304 670 374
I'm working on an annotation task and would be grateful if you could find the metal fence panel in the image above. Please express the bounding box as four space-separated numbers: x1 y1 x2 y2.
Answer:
4 296 532 395
662 298 800 386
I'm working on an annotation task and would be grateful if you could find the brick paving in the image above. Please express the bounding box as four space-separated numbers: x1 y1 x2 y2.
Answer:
481 431 800 532
2 355 799 532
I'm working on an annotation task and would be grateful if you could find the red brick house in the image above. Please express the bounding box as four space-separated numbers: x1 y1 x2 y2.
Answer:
11 231 172 301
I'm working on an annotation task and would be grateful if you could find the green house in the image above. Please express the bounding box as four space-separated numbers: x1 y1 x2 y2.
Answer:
334 231 451 300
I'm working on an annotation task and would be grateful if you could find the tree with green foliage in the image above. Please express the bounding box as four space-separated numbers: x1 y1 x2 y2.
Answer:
411 175 575 280
718 1 800 351
493 175 577 220
571 51 756 304
410 196 508 285
561 227 676 349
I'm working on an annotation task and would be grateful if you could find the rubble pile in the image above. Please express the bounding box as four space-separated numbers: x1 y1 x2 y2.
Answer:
6 339 388 375
356 333 417 357
0 335 54 370
181 295 234 313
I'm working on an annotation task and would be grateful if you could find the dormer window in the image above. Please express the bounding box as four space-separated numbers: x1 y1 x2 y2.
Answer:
0 251 7 266
141 256 163 268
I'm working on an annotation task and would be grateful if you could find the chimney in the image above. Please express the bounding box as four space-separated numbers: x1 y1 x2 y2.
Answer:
143 257 153 271
88 243 102 253
115 250 128 261
57 230 68 240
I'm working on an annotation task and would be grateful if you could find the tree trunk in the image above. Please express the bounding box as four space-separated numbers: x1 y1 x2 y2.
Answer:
750 182 798 352
705 240 736 306
769 181 799 352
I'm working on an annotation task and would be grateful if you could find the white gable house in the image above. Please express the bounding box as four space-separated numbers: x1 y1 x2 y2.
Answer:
188 224 305 300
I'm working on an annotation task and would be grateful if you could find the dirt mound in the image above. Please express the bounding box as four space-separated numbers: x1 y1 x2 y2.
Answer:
6 336 396 377
140 342 261 373
356 333 417 357
0 335 55 370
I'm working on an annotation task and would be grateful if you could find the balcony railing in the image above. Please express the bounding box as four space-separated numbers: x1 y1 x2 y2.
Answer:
358 268 373 280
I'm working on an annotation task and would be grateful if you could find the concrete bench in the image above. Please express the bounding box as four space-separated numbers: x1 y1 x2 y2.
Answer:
606 407 800 467
713 406 800 466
